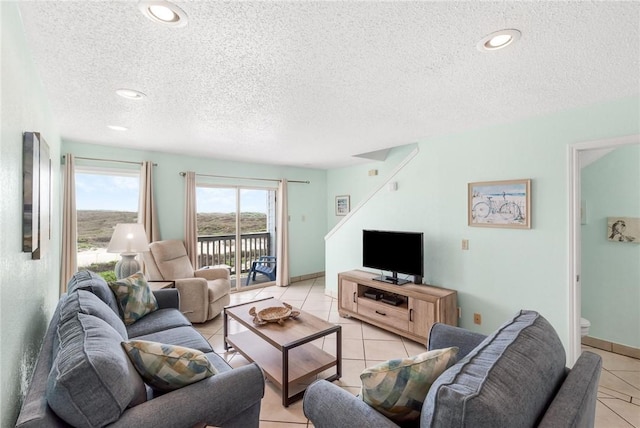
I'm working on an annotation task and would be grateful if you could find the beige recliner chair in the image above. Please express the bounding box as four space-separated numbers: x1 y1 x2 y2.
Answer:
143 239 231 323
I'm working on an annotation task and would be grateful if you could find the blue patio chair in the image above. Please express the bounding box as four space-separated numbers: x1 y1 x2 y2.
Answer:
246 256 277 285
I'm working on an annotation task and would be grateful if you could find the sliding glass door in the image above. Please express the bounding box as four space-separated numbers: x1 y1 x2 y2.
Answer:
196 185 277 290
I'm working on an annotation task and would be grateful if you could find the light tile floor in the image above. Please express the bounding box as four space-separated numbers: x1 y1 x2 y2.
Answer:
195 277 640 428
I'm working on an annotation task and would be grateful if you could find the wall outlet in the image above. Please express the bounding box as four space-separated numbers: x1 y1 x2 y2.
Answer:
461 239 469 250
457 307 462 318
473 313 482 325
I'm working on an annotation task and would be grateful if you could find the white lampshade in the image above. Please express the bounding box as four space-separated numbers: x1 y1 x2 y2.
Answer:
107 223 149 279
107 223 150 254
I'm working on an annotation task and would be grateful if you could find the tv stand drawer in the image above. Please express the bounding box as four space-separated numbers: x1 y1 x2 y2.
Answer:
357 298 408 331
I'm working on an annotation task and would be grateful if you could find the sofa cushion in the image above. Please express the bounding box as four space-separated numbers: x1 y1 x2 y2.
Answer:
422 310 567 428
360 347 458 424
122 340 217 392
67 270 120 315
46 313 146 428
60 289 128 339
126 308 192 338
108 272 158 325
133 325 214 353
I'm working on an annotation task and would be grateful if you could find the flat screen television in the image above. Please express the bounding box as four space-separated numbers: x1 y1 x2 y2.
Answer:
362 229 423 285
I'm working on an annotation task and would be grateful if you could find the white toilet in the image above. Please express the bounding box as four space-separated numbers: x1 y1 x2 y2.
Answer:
580 317 591 337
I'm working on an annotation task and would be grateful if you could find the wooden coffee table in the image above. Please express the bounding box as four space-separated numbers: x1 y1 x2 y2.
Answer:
224 297 342 406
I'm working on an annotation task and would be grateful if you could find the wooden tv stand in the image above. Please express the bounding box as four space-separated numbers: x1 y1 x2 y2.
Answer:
338 270 457 343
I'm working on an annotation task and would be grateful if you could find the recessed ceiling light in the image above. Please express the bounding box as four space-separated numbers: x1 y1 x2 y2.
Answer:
477 29 521 52
115 88 146 100
138 1 188 28
107 125 128 131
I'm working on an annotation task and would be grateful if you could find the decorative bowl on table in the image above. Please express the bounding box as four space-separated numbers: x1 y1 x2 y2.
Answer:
249 302 300 325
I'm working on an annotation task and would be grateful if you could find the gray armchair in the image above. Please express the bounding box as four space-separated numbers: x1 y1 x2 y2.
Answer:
304 310 602 428
143 239 231 323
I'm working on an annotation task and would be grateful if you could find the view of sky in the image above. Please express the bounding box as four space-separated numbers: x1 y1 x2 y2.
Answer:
76 173 139 211
76 173 269 213
197 187 268 213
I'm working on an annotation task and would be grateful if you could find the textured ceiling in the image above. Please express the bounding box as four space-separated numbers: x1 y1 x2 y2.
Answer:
17 1 640 169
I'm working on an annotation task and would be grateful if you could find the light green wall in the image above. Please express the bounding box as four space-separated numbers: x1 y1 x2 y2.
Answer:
61 141 328 278
1 3 62 426
581 145 640 348
327 144 418 229
325 96 640 351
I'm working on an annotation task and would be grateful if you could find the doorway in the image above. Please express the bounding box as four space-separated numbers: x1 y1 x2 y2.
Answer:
196 185 277 290
568 134 639 364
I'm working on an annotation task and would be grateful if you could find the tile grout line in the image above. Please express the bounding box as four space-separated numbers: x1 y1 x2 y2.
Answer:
602 368 640 400
606 370 640 395
599 385 634 404
597 398 638 427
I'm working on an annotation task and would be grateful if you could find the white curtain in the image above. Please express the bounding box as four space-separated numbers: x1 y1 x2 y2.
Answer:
139 161 159 243
184 171 198 268
60 153 77 293
276 179 289 286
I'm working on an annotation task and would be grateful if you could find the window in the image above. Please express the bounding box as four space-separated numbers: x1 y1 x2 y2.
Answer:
196 185 276 289
75 168 140 272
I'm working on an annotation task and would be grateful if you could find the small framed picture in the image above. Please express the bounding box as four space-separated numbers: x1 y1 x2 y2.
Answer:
468 179 531 229
335 195 350 216
607 217 639 243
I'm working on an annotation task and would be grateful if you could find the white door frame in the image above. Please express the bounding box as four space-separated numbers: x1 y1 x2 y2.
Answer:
567 134 639 364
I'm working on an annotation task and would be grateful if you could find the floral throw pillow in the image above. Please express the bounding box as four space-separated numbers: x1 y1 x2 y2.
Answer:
108 272 158 325
360 347 459 424
122 340 217 392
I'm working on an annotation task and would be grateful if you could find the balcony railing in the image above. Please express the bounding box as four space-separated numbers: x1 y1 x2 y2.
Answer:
197 232 272 275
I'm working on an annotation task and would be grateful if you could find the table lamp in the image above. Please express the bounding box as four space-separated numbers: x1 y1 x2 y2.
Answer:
107 223 150 279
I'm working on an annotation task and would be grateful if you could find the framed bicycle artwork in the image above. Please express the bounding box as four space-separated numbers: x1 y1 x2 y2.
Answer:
468 179 531 229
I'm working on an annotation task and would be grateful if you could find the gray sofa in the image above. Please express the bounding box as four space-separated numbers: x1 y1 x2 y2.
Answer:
304 310 603 428
16 270 264 428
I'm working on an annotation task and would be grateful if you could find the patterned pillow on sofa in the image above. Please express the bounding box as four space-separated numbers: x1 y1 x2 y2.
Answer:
109 272 158 325
360 347 458 424
122 340 217 392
